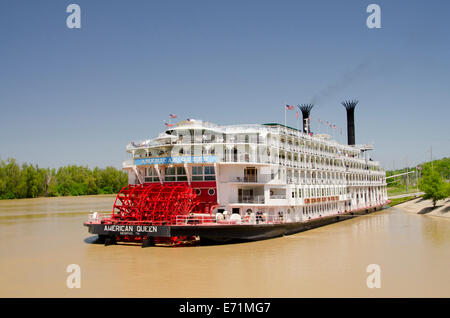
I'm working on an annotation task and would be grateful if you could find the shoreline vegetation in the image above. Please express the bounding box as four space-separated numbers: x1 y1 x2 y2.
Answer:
387 157 450 218
386 157 450 197
388 195 421 207
0 158 127 200
387 157 449 207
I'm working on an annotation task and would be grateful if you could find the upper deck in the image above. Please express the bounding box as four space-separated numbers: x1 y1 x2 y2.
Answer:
124 119 384 177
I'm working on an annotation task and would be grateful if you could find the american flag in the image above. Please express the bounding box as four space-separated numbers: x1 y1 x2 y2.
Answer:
165 122 174 128
285 105 294 110
333 124 336 129
169 114 177 119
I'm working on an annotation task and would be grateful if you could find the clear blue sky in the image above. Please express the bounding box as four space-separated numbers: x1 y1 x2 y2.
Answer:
0 0 449 170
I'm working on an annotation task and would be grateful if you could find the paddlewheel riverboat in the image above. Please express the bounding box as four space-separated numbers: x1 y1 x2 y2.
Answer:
84 101 388 246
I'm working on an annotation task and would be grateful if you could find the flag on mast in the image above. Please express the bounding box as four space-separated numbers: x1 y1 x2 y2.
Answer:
285 105 294 110
169 114 177 119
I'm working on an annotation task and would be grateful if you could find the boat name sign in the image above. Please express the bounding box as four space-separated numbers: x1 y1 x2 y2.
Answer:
135 155 217 165
93 224 171 237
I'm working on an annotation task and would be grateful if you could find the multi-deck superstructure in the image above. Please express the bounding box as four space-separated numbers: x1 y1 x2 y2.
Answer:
85 102 388 246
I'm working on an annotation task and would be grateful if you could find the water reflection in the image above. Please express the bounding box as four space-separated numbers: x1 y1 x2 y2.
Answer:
351 213 390 237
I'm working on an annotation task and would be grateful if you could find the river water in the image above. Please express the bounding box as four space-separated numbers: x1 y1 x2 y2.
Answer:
0 195 449 297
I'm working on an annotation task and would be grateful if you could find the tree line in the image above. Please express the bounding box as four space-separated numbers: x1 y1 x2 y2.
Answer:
0 158 128 200
386 157 450 187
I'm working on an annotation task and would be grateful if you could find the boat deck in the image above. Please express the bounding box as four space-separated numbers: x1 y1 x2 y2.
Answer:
84 203 388 246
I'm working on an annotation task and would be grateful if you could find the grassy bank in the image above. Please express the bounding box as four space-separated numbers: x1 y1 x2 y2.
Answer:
388 195 420 207
387 185 420 197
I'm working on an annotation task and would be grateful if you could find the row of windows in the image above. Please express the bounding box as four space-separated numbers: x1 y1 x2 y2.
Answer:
289 186 346 199
165 166 187 182
136 144 382 172
276 168 383 181
237 202 343 216
192 166 215 181
171 130 357 157
302 202 341 215
144 166 216 182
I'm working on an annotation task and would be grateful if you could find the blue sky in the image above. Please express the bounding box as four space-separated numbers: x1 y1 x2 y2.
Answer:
0 0 449 170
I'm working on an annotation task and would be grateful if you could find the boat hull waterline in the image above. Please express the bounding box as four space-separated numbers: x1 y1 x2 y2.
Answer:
84 204 386 245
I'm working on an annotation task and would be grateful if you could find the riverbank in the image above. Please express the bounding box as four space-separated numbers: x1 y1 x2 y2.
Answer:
0 194 116 217
395 197 450 218
388 192 423 207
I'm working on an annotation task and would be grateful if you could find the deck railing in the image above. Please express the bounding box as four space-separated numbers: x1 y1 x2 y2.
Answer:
175 214 288 225
87 212 112 223
238 195 265 204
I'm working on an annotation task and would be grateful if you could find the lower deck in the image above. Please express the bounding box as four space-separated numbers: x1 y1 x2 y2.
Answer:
85 202 388 246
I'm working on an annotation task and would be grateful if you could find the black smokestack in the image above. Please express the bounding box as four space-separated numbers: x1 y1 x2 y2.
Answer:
342 100 358 145
297 104 314 133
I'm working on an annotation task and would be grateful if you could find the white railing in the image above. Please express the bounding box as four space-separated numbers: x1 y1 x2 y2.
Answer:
270 195 286 200
122 160 134 168
87 212 112 223
239 195 265 204
229 176 259 183
175 214 216 225
175 213 291 225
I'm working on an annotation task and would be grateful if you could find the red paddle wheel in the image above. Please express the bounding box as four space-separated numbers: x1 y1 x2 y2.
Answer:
110 183 200 245
112 183 198 223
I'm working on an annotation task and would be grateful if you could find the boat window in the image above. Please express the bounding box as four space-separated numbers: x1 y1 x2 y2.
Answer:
144 167 160 182
164 166 187 182
164 167 176 181
165 167 175 175
208 188 215 196
176 166 187 181
204 166 216 180
192 166 204 181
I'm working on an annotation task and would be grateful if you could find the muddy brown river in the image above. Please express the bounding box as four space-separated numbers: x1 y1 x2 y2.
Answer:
0 195 449 297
